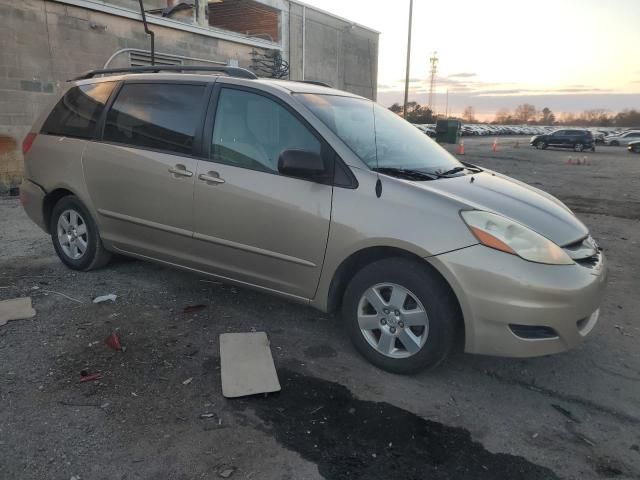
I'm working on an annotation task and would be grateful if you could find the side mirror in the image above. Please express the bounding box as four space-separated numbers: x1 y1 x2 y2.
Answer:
278 149 327 180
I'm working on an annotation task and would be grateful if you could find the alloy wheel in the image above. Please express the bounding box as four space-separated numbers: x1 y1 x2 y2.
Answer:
357 283 429 358
57 209 89 260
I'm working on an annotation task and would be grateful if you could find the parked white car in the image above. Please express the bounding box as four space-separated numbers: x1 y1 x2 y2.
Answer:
604 131 640 146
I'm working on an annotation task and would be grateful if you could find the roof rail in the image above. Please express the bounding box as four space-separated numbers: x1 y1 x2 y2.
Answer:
298 80 332 88
71 65 258 81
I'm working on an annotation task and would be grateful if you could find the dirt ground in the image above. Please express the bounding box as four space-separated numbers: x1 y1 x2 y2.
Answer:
1 137 639 480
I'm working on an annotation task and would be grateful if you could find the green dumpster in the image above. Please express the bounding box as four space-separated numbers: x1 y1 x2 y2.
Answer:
435 119 461 144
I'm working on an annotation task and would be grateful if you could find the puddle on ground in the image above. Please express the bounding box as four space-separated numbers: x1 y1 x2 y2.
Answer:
237 369 558 480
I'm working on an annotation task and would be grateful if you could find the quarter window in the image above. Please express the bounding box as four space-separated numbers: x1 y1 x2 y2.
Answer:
211 88 321 173
41 82 116 139
104 83 206 155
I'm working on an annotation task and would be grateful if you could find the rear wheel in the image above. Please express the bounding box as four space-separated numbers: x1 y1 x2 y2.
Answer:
342 257 459 374
50 195 111 271
610 140 619 146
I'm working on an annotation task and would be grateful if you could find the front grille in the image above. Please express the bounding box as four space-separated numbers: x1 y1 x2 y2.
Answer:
509 324 559 339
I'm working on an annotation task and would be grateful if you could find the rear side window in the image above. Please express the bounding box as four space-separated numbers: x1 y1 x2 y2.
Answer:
41 82 116 139
104 83 206 155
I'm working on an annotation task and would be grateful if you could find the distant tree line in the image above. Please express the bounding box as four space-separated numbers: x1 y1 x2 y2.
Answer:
490 104 640 127
389 101 640 127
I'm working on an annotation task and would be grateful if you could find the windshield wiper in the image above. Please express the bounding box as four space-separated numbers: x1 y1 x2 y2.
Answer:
433 166 466 178
372 167 436 181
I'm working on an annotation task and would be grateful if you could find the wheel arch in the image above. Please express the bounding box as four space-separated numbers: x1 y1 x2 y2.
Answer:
42 187 76 233
325 246 466 347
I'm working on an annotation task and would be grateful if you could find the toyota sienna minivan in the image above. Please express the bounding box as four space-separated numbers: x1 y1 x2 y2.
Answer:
20 66 607 373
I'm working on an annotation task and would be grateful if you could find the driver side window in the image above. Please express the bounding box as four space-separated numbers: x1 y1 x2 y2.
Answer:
211 88 321 174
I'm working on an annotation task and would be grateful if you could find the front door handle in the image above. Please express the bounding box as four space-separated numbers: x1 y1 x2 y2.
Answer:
168 164 193 177
198 171 225 184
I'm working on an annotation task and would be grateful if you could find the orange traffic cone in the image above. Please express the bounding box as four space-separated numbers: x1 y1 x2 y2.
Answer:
457 141 465 155
492 138 498 152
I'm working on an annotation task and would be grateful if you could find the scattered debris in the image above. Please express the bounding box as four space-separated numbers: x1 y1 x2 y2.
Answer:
42 290 83 304
551 404 581 423
183 304 207 314
104 331 122 351
614 324 634 337
79 372 103 383
200 413 216 419
0 297 36 326
183 377 193 385
93 294 117 304
218 467 236 478
220 332 281 398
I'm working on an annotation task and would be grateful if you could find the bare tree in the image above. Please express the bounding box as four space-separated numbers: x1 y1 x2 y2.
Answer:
494 108 511 124
515 103 537 124
540 107 555 125
463 106 476 123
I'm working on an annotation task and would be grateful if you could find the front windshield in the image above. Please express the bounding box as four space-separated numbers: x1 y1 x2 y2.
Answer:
297 94 463 174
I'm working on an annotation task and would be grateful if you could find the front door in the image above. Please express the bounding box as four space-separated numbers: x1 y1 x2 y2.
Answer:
190 86 333 300
83 82 208 263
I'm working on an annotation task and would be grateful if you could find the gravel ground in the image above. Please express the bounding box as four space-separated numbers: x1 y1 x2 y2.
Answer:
1 137 639 480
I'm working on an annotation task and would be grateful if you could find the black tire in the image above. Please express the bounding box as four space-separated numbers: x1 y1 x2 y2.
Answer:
50 195 111 271
632 145 640 153
610 140 619 146
536 141 547 150
574 143 584 152
341 257 459 374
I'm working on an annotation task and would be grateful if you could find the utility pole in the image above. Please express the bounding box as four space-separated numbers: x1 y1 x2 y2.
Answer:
445 89 449 118
428 51 438 114
403 0 413 119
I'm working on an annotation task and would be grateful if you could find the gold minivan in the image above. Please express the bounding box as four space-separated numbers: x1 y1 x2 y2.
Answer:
21 66 607 373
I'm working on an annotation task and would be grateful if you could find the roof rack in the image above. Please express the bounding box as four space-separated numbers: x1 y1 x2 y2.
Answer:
299 80 332 88
71 65 258 81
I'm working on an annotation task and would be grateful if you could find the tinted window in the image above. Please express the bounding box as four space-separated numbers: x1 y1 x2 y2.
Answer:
41 82 116 139
211 88 321 173
104 83 206 155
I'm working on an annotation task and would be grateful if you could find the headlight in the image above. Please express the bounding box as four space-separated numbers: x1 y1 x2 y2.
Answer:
461 210 573 265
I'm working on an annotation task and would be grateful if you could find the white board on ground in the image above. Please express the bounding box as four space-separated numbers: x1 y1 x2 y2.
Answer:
220 332 281 398
0 297 36 326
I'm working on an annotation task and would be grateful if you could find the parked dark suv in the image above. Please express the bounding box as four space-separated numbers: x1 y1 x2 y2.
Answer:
530 129 595 152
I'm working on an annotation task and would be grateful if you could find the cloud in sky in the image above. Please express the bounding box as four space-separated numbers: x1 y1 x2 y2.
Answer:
448 72 477 78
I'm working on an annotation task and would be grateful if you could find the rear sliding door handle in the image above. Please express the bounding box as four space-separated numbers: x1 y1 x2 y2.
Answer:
198 172 225 184
168 165 193 177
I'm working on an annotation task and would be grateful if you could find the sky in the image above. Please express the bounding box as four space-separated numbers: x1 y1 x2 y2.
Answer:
300 0 640 119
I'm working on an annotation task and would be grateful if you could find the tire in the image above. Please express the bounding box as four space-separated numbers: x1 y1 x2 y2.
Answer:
633 145 640 153
574 143 584 152
341 257 459 374
610 140 619 146
536 141 547 150
50 195 111 271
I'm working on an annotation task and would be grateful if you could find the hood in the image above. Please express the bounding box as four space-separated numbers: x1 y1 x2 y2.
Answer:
417 171 588 246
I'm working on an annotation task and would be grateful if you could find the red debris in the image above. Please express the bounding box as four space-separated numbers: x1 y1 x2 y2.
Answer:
183 304 207 314
79 372 103 383
105 331 122 351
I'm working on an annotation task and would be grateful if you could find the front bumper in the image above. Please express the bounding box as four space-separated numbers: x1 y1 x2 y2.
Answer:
428 244 607 357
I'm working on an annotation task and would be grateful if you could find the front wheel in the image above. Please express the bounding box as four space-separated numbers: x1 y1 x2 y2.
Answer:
342 258 459 374
574 143 585 152
536 141 547 150
50 195 111 271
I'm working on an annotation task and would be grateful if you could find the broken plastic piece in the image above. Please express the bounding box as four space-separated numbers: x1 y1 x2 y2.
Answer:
93 294 117 304
79 372 103 383
105 331 122 351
